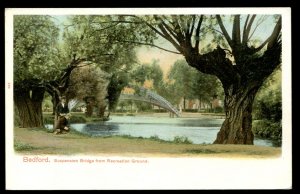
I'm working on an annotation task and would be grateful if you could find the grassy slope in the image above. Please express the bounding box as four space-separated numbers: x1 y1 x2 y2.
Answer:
14 127 281 158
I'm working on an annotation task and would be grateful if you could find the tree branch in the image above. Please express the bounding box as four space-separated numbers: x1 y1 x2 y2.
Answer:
114 40 181 54
177 15 187 38
45 82 61 97
232 15 241 45
251 16 281 53
159 17 182 42
130 15 184 54
247 16 267 41
206 27 224 36
189 15 196 36
195 15 204 53
170 16 186 45
189 15 196 37
267 16 282 49
90 20 142 25
244 15 256 42
185 16 192 38
253 37 270 53
156 22 183 53
216 15 232 47
184 16 194 48
139 18 170 41
242 15 250 44
17 50 23 57
185 46 237 88
91 22 120 32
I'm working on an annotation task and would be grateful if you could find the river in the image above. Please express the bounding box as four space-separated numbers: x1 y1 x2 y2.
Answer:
46 115 276 147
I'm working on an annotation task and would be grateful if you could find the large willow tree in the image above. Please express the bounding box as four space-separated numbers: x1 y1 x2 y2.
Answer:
130 15 282 144
14 16 62 127
13 15 156 127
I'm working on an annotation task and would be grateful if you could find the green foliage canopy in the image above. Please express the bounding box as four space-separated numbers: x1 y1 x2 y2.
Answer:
167 59 223 104
14 15 62 84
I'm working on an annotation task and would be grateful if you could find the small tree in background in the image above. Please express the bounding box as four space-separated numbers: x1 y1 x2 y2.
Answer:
68 63 110 117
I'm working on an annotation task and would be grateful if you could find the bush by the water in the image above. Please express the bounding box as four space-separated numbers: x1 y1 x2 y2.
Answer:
43 112 113 125
252 120 282 142
70 116 88 123
43 115 55 124
43 114 87 124
173 136 193 144
252 68 282 145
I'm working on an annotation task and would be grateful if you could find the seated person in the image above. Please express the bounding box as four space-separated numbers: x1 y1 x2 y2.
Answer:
54 96 70 134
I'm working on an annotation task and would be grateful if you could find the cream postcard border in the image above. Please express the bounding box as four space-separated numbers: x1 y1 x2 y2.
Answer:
5 8 292 190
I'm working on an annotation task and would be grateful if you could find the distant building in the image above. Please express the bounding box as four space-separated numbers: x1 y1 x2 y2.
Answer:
180 98 207 109
122 87 135 94
178 96 223 111
211 95 222 108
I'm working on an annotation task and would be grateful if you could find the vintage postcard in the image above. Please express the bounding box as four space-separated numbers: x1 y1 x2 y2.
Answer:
5 8 292 190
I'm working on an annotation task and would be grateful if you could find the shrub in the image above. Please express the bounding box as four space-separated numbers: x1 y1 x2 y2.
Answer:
70 116 87 123
43 115 55 124
214 107 224 113
91 117 109 122
173 136 193 144
149 135 160 141
183 109 198 113
252 68 282 146
254 99 282 122
252 119 282 145
43 114 88 124
14 141 36 151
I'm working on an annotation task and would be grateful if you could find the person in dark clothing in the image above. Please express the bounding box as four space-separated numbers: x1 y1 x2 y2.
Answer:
54 96 70 134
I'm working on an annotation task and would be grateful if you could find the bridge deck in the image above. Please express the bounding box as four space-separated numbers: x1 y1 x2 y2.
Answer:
119 93 180 117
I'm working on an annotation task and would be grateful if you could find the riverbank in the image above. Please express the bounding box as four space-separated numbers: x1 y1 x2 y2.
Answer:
43 112 225 125
13 127 281 158
111 112 226 119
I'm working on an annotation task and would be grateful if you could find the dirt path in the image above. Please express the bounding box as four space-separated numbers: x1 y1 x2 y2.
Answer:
14 127 281 158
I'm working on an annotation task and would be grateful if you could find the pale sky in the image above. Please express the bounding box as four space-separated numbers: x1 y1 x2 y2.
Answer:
53 15 184 76
136 45 184 75
52 14 276 77
136 15 276 76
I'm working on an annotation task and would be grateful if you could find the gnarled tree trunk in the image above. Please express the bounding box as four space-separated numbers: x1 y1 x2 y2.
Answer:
97 105 107 118
85 97 95 117
214 84 259 144
14 86 45 128
86 103 93 117
51 92 60 115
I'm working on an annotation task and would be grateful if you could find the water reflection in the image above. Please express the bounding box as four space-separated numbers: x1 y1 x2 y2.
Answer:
73 122 120 136
45 116 277 147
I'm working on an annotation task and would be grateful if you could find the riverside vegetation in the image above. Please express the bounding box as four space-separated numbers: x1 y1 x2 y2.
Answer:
13 112 281 158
